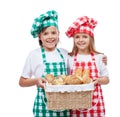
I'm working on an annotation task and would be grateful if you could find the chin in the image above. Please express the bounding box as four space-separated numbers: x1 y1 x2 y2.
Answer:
47 46 56 51
48 43 56 47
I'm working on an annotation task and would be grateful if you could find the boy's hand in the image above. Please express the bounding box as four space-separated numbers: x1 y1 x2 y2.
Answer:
36 78 47 88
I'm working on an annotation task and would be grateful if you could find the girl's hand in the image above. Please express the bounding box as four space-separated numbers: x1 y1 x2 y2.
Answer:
35 78 47 88
92 78 99 85
93 77 109 85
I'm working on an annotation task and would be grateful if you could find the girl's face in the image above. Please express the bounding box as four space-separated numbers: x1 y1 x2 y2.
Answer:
73 33 90 54
39 26 59 51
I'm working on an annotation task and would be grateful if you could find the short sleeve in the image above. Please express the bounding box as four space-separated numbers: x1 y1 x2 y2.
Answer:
21 53 32 78
98 54 109 77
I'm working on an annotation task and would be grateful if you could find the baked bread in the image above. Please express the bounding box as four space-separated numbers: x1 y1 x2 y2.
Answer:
64 75 83 85
52 77 66 85
75 68 82 77
46 74 54 84
82 69 91 84
46 68 91 85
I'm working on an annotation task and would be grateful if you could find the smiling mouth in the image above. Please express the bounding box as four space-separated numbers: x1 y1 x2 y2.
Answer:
77 43 85 46
47 42 55 45
46 40 54 43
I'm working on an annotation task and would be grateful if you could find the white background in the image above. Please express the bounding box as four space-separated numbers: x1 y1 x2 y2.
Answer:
0 0 119 116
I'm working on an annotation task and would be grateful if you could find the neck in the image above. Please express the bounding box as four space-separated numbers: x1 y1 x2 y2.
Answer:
78 50 90 55
43 47 56 52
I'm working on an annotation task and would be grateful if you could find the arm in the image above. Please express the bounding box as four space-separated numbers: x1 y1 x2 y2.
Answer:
19 76 47 88
93 77 109 85
94 54 109 85
19 50 47 88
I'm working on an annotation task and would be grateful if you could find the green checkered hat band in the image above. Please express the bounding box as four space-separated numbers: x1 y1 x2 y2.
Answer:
31 10 58 38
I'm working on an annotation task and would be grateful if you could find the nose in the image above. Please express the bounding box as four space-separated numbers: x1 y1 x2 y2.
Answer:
48 34 52 38
78 37 83 41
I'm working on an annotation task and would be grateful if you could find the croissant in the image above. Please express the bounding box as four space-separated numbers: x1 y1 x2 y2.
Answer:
46 68 91 85
82 69 91 84
75 68 83 77
52 77 66 85
64 75 83 85
46 74 54 84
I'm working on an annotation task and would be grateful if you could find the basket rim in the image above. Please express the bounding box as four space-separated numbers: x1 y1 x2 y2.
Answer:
45 82 94 92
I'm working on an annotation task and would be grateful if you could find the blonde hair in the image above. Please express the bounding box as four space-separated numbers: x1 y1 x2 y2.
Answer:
68 36 103 56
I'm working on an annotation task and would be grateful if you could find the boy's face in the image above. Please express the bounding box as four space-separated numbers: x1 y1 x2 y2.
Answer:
39 26 59 51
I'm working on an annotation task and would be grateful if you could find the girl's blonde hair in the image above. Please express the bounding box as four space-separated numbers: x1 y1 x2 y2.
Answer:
68 36 103 56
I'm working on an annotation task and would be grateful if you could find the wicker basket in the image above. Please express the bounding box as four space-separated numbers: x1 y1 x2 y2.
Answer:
45 83 94 110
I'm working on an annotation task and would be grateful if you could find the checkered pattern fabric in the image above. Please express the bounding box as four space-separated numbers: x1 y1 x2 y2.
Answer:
31 10 58 38
70 53 105 117
33 48 70 117
65 16 97 38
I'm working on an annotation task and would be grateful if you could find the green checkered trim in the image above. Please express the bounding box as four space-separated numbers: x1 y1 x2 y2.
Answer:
31 10 58 38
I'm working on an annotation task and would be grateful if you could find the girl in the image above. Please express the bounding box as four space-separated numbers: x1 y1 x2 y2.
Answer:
65 16 109 117
19 10 70 117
